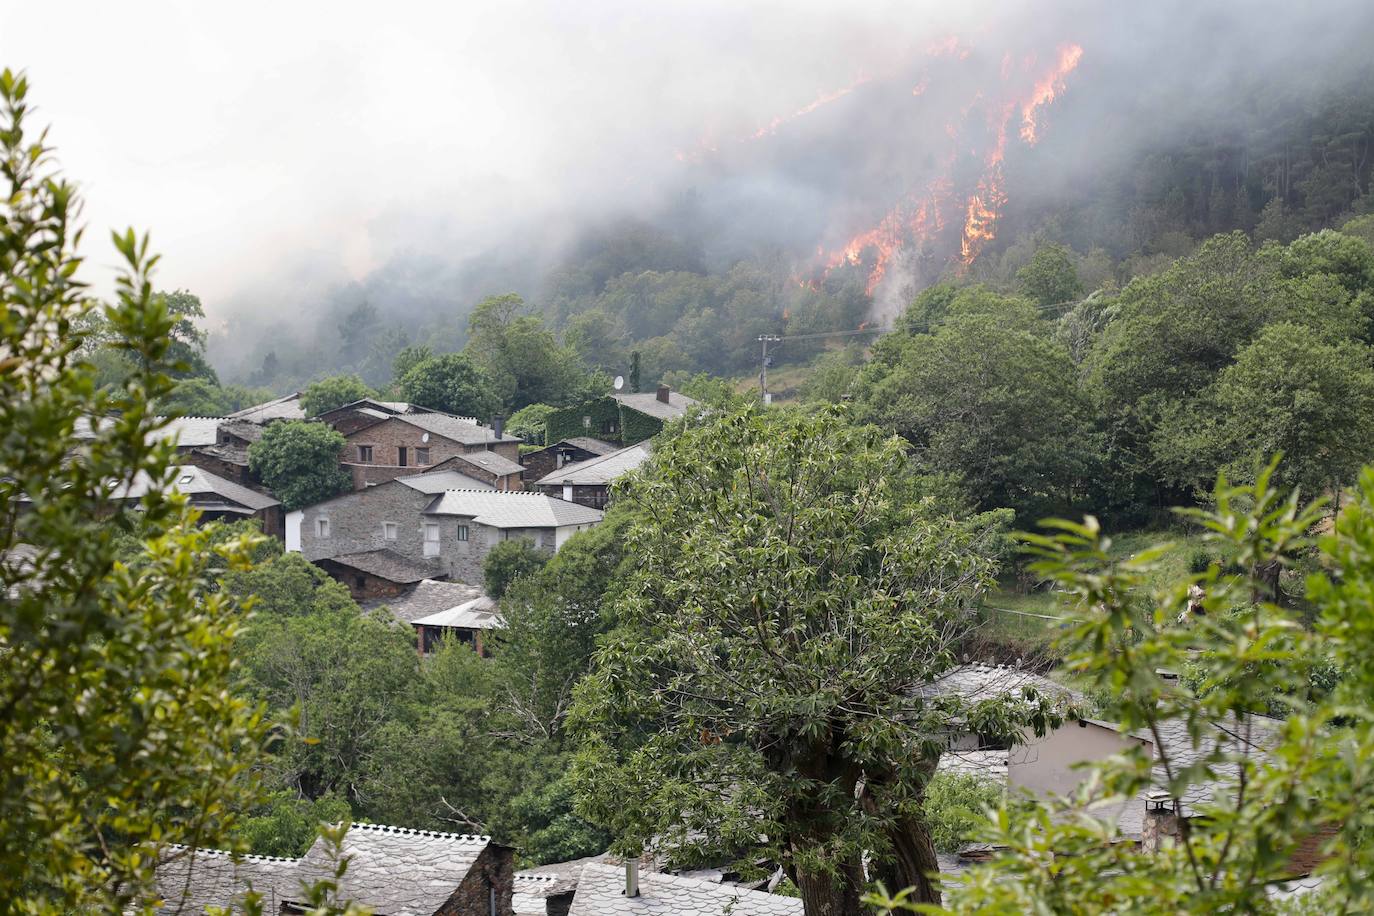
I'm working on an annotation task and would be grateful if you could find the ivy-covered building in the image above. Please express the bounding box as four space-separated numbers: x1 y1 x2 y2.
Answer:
545 385 698 446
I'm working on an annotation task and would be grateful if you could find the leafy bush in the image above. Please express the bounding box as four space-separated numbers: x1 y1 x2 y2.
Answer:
921 772 1003 852
484 539 550 598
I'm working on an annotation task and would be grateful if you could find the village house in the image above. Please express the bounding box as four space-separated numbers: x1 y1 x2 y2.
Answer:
518 437 618 483
544 385 698 447
361 577 484 625
110 464 284 540
289 479 603 597
413 594 503 657
151 823 515 915
512 860 801 916
318 401 524 491
182 418 268 488
532 442 651 509
226 391 306 424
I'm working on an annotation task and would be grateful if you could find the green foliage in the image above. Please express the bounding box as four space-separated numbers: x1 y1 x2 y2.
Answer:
546 396 622 445
858 294 1096 521
237 793 354 858
300 374 375 416
158 378 275 417
1016 243 1083 307
397 351 502 419
0 69 272 910
247 420 351 510
507 403 556 445
390 343 433 385
877 461 1374 913
571 407 1059 908
920 774 1004 853
800 345 865 404
465 293 597 411
484 538 550 599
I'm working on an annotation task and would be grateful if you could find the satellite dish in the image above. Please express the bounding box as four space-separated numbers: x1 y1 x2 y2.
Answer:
613 375 625 391
421 432 430 443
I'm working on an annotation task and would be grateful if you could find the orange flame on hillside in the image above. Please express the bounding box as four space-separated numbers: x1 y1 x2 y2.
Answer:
1020 44 1084 144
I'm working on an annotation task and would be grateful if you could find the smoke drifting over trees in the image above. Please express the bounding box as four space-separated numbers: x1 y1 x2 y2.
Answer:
5 1 1374 386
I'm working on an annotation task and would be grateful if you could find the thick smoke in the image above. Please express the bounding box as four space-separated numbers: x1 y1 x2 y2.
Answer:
3 0 1372 374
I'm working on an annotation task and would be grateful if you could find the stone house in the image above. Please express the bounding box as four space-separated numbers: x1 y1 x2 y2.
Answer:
413 595 503 657
151 822 515 915
226 391 306 424
532 443 651 509
333 411 524 491
112 464 284 540
290 480 603 589
183 418 267 488
544 385 698 447
519 437 618 484
565 863 801 916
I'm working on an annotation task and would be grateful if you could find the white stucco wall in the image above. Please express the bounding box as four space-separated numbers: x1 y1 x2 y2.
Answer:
1008 720 1152 796
285 509 302 552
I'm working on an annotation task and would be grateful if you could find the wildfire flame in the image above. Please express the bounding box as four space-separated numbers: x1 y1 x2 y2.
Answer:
1020 44 1084 144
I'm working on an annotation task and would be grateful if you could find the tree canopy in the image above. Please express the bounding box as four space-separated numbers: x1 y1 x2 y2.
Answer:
397 351 502 419
248 420 351 510
301 374 375 416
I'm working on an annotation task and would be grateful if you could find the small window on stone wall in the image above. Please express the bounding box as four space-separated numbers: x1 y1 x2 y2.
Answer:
415 447 430 465
317 518 330 538
357 445 373 463
424 522 441 557
382 522 397 540
457 525 469 542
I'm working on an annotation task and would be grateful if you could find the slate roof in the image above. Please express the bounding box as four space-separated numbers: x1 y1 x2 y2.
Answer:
112 465 279 512
514 873 576 916
556 437 619 455
227 393 305 423
1149 713 1284 816
400 413 522 447
568 863 802 916
218 420 266 444
452 450 525 477
193 442 251 467
362 579 485 624
424 490 604 528
152 847 300 913
151 824 496 915
913 663 1081 708
396 468 496 494
320 549 435 584
412 595 503 631
75 415 223 448
294 823 493 915
536 443 651 487
612 390 699 422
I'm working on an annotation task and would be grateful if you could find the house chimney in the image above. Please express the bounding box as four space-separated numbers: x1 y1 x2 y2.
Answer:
625 860 639 898
491 415 505 439
655 384 670 405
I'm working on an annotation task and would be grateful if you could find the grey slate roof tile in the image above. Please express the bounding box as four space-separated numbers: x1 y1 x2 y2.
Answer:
362 578 485 624
568 863 802 916
424 490 604 528
536 443 650 487
611 390 700 422
322 548 436 584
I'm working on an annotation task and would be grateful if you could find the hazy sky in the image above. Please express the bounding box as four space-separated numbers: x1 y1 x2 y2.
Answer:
0 1 991 314
4 0 1368 337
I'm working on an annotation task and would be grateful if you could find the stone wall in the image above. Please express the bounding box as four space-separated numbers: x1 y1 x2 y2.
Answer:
520 442 607 484
298 482 549 587
314 559 413 601
340 418 521 490
437 843 514 916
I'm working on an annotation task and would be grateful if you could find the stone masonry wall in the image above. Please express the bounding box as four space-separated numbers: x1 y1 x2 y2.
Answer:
437 844 514 916
341 419 522 490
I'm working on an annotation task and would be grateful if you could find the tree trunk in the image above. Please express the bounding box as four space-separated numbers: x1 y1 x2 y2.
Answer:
793 856 866 916
871 814 943 908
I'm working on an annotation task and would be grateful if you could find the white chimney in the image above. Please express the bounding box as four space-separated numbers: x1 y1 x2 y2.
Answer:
625 860 640 898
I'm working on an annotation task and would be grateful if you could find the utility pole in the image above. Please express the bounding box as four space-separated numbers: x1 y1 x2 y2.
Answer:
758 334 781 404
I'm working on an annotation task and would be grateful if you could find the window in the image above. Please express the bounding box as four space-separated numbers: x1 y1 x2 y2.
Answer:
600 418 619 435
316 518 330 538
398 446 408 467
178 474 195 485
357 444 373 463
456 525 469 542
414 447 430 466
423 522 440 557
382 522 398 541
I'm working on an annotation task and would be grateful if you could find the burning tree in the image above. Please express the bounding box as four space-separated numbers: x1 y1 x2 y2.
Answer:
570 407 1059 913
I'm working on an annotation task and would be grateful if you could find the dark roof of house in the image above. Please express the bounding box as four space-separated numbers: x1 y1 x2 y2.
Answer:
913 663 1081 708
424 490 604 528
76 415 224 449
152 824 496 915
318 549 435 585
396 467 496 494
152 847 300 913
362 578 485 624
226 393 305 423
539 437 619 456
296 823 494 915
611 390 699 422
536 443 651 487
193 443 251 467
1150 713 1285 815
218 419 266 444
452 450 525 477
319 398 464 421
399 412 523 447
568 863 802 916
112 465 279 512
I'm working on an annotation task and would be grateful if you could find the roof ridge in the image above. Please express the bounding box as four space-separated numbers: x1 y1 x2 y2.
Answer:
167 844 298 863
349 822 490 842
